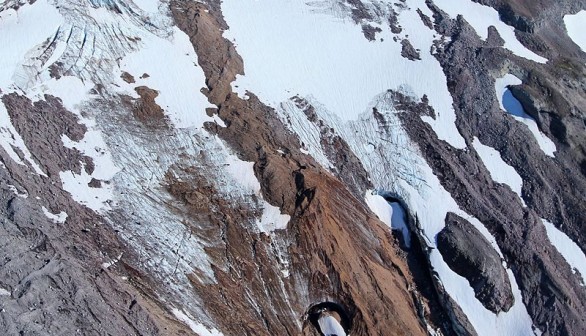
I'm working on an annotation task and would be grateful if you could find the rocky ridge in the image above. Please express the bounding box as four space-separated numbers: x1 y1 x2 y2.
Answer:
0 0 584 335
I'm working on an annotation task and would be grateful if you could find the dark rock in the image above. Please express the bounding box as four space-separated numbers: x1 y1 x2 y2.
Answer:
437 213 514 313
361 24 382 41
401 39 421 61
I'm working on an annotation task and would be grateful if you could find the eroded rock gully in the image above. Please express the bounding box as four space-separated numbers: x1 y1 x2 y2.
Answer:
168 1 435 334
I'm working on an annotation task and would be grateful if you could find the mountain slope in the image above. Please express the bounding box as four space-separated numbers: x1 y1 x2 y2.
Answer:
0 0 585 335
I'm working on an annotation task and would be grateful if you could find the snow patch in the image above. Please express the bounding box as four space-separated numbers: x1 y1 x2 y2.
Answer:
434 0 547 63
59 166 114 212
172 308 224 336
318 315 346 336
0 288 10 296
7 185 28 198
564 11 586 52
542 219 586 286
495 74 556 157
472 137 525 205
365 191 411 247
0 101 47 176
256 204 290 233
41 206 68 224
217 137 290 233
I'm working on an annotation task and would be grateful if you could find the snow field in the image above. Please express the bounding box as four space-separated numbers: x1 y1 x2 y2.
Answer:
222 0 466 148
133 0 161 13
116 26 217 129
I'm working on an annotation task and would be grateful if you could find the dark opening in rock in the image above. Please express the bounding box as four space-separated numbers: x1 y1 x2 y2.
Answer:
306 302 351 336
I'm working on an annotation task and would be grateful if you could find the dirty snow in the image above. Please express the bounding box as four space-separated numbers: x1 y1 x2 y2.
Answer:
495 74 556 157
172 308 224 336
435 0 547 63
542 219 586 286
472 137 525 205
318 315 347 336
222 0 466 148
41 206 68 224
564 11 586 52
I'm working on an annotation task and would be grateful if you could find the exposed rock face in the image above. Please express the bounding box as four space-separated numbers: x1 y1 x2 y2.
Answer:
437 213 513 313
1 0 585 335
401 39 422 61
401 1 586 334
168 3 430 335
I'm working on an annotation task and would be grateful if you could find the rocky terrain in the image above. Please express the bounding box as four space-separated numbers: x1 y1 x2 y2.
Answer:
0 0 585 335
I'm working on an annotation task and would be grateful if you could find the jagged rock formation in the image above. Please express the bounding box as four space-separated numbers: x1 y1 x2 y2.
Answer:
0 0 585 335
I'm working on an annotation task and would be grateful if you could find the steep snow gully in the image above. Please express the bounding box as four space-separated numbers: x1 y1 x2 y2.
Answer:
1 0 585 335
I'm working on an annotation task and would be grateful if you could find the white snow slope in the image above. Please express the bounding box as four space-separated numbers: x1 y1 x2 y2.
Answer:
472 137 525 205
564 10 586 52
223 0 466 149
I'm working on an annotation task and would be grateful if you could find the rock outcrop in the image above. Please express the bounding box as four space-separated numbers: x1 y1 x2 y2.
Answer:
437 213 513 313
